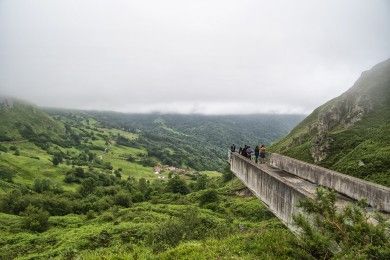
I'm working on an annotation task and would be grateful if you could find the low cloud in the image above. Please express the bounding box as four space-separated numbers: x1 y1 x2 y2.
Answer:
0 0 389 114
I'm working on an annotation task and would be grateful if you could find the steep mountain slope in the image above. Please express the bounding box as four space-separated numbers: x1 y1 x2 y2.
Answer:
270 59 390 186
0 97 65 141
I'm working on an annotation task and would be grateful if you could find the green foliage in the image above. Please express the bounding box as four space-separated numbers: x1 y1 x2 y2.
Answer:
14 148 20 156
88 230 112 249
85 210 96 220
0 167 14 182
79 178 96 196
0 144 8 152
52 153 63 166
294 188 390 259
21 204 50 232
0 102 309 258
114 191 132 207
222 165 234 182
150 207 230 252
194 174 208 191
198 189 219 206
87 112 303 171
166 176 190 195
32 178 53 193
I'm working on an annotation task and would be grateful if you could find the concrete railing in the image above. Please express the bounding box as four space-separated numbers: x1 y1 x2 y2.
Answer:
269 153 390 212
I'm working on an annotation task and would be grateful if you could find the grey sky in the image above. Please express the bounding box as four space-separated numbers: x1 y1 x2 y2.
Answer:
0 0 389 114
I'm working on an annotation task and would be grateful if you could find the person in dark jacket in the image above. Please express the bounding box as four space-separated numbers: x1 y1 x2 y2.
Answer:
254 145 260 163
242 145 248 158
230 144 236 152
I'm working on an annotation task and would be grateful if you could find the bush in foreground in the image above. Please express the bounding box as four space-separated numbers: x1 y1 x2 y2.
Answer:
294 188 390 259
21 204 50 232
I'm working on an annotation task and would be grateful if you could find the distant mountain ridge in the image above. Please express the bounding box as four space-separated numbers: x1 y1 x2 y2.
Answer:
270 59 390 186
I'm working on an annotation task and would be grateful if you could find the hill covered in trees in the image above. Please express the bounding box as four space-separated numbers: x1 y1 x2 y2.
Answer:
270 59 390 186
46 109 304 172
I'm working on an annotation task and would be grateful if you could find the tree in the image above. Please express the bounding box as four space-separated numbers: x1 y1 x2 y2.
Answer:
194 174 208 191
21 205 50 232
74 167 85 178
32 178 52 193
166 176 190 195
0 168 14 182
114 191 132 207
79 178 96 196
52 153 63 166
294 188 390 259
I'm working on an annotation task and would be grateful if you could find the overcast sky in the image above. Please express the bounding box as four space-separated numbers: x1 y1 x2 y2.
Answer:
0 0 389 114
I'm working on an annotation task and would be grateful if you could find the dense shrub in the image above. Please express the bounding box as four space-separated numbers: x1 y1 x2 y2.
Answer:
126 154 136 162
21 205 50 232
79 178 96 196
88 230 112 249
150 208 227 252
228 199 273 221
52 153 63 166
199 189 219 206
194 174 208 191
33 178 53 193
0 167 14 182
85 210 96 220
0 189 30 214
114 191 132 207
0 144 8 152
166 176 190 195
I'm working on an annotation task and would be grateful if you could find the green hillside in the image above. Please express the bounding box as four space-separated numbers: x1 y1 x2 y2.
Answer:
0 97 388 258
0 102 308 258
47 110 304 172
0 97 65 141
270 59 390 186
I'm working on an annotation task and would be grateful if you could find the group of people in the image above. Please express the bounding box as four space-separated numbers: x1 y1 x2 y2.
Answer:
230 144 266 164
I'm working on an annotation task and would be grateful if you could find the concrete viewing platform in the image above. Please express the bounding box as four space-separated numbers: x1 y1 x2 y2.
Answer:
229 152 390 231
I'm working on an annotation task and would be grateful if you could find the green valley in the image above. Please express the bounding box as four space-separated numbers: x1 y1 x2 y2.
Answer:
0 99 309 259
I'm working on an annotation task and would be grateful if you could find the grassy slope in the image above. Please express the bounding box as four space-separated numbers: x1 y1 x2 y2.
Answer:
0 100 307 259
0 99 65 140
0 104 154 194
270 59 390 186
0 180 306 259
0 132 153 195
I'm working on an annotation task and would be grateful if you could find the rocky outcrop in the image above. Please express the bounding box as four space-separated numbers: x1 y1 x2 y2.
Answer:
309 70 376 162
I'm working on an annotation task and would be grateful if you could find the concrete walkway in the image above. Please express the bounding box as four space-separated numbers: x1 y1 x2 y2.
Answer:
229 152 389 231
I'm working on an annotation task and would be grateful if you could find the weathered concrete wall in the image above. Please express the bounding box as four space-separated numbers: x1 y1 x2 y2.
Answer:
230 153 307 230
269 153 390 212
